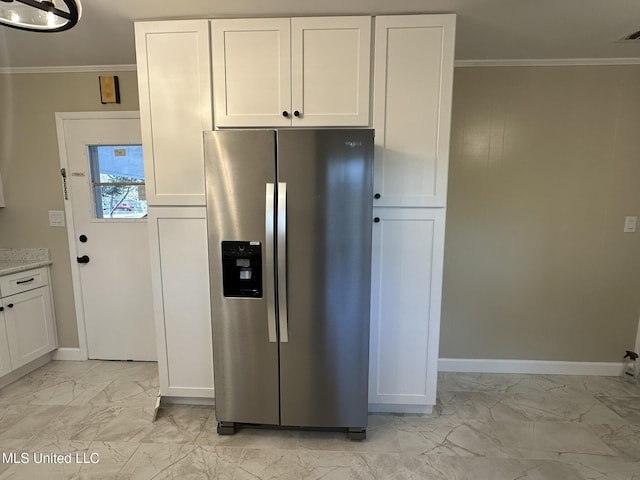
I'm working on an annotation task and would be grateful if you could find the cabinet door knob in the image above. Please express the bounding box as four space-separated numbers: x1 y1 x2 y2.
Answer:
293 110 301 117
79 234 88 243
77 255 90 264
0 306 4 312
374 193 381 199
7 304 13 308
282 111 289 118
374 217 380 223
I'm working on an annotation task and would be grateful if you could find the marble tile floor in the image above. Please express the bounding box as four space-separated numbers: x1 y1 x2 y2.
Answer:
0 361 639 479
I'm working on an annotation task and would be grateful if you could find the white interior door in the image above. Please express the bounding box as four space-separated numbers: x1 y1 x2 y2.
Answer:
58 113 156 361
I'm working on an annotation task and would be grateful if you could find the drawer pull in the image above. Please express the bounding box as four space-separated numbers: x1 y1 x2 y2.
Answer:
16 278 35 285
7 304 13 308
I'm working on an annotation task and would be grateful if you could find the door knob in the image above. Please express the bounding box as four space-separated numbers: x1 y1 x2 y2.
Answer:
374 193 381 199
293 110 301 117
374 217 380 223
77 255 90 264
79 235 88 243
6 304 13 308
0 306 4 312
282 111 289 117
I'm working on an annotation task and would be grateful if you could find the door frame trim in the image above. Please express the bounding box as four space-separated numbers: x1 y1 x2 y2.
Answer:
55 111 141 361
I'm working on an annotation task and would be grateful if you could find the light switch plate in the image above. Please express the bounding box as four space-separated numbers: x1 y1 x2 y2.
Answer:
624 216 637 233
49 210 65 227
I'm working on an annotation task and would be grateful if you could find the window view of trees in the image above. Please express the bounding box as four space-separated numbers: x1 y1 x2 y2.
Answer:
90 145 147 219
98 175 146 218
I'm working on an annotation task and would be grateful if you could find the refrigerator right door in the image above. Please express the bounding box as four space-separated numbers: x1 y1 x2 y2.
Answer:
277 129 374 429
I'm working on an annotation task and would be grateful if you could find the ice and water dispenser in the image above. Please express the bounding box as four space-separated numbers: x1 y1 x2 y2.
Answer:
221 241 263 298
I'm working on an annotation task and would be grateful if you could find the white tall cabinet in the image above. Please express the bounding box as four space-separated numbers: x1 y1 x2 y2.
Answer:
135 14 455 411
369 209 446 411
369 15 455 413
372 15 455 208
135 20 212 206
147 208 213 398
0 170 5 207
135 20 214 400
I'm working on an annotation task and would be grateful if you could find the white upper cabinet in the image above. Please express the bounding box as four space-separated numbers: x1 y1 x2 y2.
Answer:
212 16 371 127
211 18 291 128
135 20 212 206
372 15 455 207
290 17 371 127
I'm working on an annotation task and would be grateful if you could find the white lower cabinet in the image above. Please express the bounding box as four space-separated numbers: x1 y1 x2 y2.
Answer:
148 207 214 398
0 267 57 380
0 312 11 377
369 208 446 412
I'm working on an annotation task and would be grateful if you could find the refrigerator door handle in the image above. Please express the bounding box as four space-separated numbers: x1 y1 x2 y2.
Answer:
277 182 289 343
265 183 277 342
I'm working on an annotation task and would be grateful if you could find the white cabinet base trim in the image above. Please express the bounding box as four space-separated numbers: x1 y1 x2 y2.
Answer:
0 353 51 389
160 396 215 406
635 315 640 355
439 358 624 376
368 403 433 415
52 347 85 361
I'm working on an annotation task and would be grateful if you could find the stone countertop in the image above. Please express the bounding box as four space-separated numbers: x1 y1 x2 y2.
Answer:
0 248 52 276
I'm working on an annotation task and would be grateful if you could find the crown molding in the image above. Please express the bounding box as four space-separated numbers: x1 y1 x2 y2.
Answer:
455 57 640 67
2 58 639 74
0 64 137 75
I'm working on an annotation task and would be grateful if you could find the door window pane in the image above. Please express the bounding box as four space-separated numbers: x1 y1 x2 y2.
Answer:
89 145 147 219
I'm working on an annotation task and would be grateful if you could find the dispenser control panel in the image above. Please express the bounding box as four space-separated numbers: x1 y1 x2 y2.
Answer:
221 241 263 298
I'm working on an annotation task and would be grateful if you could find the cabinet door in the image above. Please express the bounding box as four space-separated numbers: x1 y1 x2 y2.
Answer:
373 15 455 207
135 20 212 206
290 16 371 127
369 208 445 409
148 207 214 398
0 312 11 377
212 18 291 127
0 170 5 207
4 287 57 370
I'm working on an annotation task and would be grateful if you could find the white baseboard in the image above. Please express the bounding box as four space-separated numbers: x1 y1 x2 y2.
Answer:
52 347 85 361
439 358 624 376
635 315 640 356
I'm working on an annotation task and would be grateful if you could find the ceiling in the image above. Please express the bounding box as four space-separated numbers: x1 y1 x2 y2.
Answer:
1 0 640 69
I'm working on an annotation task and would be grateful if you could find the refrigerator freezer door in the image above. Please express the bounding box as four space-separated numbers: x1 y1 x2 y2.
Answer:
277 129 374 428
204 130 280 426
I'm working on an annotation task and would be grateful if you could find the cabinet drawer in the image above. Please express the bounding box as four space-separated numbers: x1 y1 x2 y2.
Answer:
0 268 49 297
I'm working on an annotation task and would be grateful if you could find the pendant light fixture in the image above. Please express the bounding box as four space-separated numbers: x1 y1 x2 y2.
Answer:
0 0 81 32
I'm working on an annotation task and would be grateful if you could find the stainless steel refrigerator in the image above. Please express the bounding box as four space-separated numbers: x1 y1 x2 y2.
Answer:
204 129 374 440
